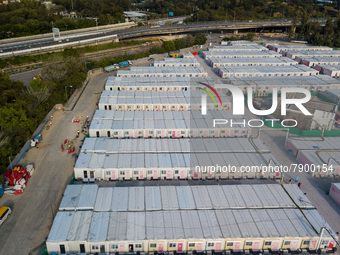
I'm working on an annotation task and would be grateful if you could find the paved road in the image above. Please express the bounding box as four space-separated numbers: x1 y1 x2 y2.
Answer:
10 68 42 86
0 72 111 255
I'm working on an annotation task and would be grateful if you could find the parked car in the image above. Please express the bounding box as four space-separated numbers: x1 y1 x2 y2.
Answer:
0 206 11 226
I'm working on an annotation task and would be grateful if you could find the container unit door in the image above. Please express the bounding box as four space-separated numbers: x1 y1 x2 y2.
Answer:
234 242 241 252
253 241 261 251
177 243 183 252
291 241 299 251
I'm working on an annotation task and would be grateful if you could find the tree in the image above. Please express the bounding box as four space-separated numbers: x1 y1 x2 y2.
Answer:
27 79 50 107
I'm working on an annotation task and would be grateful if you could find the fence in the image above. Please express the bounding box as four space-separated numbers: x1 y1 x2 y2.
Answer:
263 118 340 137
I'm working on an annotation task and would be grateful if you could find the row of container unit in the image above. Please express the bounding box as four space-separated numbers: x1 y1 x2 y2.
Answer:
104 76 215 92
47 184 337 255
285 137 340 157
207 45 268 52
201 50 280 60
315 64 340 77
329 183 340 207
322 90 340 104
58 184 314 212
116 66 208 78
296 56 340 67
80 137 269 154
153 58 200 67
223 76 340 94
282 50 340 60
98 97 231 112
92 110 241 121
74 151 279 181
268 44 332 53
285 138 340 177
47 209 337 255
89 121 251 139
217 65 319 78
99 90 224 99
207 57 298 68
221 40 258 46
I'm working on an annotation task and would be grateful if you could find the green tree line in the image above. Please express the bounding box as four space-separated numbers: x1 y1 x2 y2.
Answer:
293 15 340 47
0 35 206 174
138 0 339 22
0 0 125 39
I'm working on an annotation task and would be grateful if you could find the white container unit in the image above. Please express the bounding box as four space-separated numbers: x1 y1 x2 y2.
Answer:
48 185 338 254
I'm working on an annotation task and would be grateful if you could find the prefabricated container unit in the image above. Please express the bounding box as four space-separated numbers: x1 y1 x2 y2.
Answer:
270 45 332 53
298 57 340 67
153 58 200 67
323 90 340 104
104 76 215 92
295 150 340 178
73 151 280 181
47 184 338 255
223 76 340 94
285 137 340 157
329 183 340 207
283 50 340 60
316 64 340 77
89 111 251 139
116 66 208 78
201 50 280 60
217 65 319 79
207 45 268 52
226 40 258 46
207 57 298 68
97 91 232 111
80 137 268 154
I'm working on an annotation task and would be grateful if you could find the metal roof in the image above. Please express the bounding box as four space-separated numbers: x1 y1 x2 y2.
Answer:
47 211 74 242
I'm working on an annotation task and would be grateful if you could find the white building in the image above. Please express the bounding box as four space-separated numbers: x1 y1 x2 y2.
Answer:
207 57 298 68
74 137 279 180
117 66 208 78
217 65 319 78
46 184 338 255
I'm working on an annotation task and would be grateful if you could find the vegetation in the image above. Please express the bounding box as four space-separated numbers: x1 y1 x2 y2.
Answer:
0 40 152 70
0 0 125 39
222 33 256 42
0 34 205 174
137 0 339 21
293 16 340 47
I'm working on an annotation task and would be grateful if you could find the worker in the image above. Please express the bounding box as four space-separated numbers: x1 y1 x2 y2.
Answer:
295 176 299 182
77 130 80 134
298 182 301 188
289 179 292 184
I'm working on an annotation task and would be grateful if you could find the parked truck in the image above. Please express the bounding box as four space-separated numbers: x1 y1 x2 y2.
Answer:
104 64 119 72
119 60 132 67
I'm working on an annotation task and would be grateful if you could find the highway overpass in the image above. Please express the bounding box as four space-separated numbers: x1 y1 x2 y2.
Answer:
0 18 328 58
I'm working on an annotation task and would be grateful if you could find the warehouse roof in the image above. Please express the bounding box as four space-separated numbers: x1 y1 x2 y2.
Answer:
59 184 311 212
208 45 268 51
48 208 335 243
218 65 319 76
284 50 340 59
286 137 340 151
49 183 337 243
117 66 207 76
105 76 215 88
81 137 268 154
208 57 298 66
203 50 280 58
223 75 340 88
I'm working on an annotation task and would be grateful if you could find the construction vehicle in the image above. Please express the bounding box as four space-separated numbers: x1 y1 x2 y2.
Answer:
104 64 119 72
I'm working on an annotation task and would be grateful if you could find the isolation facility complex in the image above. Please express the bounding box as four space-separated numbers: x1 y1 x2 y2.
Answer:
46 42 340 255
46 184 338 255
